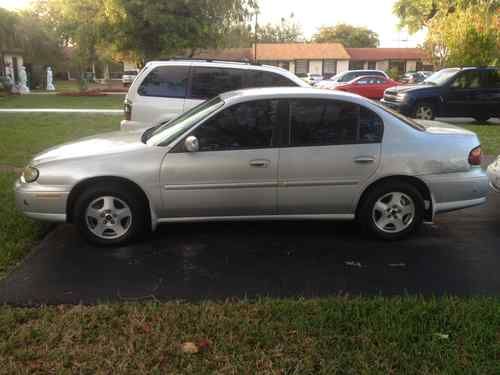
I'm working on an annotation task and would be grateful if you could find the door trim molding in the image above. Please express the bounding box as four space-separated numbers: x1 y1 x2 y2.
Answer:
158 213 355 223
164 181 277 190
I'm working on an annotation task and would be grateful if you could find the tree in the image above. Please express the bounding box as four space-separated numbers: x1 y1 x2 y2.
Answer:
257 15 303 43
105 0 257 63
393 0 499 33
425 2 499 67
0 7 19 52
313 24 379 47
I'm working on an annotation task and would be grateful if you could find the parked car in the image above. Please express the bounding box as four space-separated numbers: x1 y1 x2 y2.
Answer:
381 67 500 121
16 87 488 246
121 60 308 131
334 75 400 100
304 73 324 86
400 71 433 84
487 156 500 192
316 70 389 90
122 70 139 87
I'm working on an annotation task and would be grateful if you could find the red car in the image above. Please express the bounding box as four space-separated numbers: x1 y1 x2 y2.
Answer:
334 75 400 100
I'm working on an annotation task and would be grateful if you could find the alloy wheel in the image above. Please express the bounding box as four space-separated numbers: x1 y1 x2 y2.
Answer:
85 196 132 240
415 105 434 120
372 192 415 234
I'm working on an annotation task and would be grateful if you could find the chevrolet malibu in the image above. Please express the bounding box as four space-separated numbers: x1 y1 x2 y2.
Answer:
16 88 489 246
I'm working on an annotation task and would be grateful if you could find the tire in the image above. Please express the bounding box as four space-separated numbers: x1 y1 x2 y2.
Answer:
474 116 490 123
73 182 149 246
358 181 425 241
414 102 435 120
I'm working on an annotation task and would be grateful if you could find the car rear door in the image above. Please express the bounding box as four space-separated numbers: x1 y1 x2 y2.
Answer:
133 65 189 125
483 69 500 118
444 70 485 117
159 99 286 218
277 99 383 215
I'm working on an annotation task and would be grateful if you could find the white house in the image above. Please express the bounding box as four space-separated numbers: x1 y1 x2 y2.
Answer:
1 49 24 84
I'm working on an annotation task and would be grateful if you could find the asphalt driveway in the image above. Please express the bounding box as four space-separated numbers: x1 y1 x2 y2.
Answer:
1 182 499 306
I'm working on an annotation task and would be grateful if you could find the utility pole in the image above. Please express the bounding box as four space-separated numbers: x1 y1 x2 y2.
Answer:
254 10 259 63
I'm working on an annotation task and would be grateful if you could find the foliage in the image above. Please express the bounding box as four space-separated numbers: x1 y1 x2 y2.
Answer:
424 1 499 68
393 0 499 34
221 23 254 48
313 24 380 47
104 0 257 63
257 14 304 43
0 6 19 51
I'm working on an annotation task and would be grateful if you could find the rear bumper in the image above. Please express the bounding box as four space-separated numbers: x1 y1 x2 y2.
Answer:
422 169 489 215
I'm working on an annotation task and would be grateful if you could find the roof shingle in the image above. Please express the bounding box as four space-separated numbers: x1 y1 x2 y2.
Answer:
346 48 427 61
255 43 350 60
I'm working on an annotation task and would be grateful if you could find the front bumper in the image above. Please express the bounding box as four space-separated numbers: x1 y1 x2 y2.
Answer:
422 168 489 215
15 179 69 222
120 120 151 131
487 159 500 192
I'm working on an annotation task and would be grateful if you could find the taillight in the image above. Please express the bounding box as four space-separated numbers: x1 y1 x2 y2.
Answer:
468 146 482 166
124 99 132 121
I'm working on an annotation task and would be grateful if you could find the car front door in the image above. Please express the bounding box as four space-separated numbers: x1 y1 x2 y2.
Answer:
278 99 383 215
159 99 285 218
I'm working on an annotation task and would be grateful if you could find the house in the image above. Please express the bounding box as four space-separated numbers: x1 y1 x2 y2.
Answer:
1 48 24 83
188 43 431 77
346 48 432 73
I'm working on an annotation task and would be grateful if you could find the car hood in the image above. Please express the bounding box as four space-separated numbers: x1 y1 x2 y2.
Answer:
415 120 475 136
32 130 147 165
385 84 437 95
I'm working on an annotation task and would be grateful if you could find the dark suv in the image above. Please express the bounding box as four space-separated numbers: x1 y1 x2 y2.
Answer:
381 67 500 122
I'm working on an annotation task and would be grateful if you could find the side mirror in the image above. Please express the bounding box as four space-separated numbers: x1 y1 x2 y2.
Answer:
184 136 199 153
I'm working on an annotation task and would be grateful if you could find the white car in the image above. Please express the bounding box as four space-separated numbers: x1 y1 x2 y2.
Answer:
304 73 324 86
121 60 308 131
487 156 500 192
317 70 389 90
122 70 139 87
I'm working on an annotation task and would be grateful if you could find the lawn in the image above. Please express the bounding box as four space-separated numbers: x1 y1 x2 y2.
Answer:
464 124 500 156
0 113 119 167
0 93 124 109
0 297 499 373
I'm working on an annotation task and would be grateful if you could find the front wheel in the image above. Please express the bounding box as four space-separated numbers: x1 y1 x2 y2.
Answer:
73 183 148 246
358 182 424 240
414 102 435 120
474 116 490 123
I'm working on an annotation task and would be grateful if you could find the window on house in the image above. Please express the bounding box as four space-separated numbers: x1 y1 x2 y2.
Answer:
295 60 309 77
349 61 365 70
368 61 377 70
323 60 337 78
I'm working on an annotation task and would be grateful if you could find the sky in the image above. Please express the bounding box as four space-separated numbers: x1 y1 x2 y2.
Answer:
0 0 426 47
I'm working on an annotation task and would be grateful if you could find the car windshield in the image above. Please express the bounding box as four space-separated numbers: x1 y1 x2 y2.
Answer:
423 69 459 86
144 96 224 146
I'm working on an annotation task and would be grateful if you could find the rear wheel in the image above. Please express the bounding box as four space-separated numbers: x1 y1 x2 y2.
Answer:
73 183 148 246
474 115 490 123
358 182 424 240
414 102 435 120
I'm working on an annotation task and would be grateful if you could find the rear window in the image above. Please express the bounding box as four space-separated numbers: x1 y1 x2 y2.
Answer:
138 66 189 98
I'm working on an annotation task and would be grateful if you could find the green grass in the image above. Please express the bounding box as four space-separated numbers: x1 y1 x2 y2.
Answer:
463 124 500 156
0 94 124 109
0 114 119 167
0 297 499 374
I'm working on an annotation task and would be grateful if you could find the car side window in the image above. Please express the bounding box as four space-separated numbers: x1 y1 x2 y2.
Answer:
451 71 482 89
190 67 245 100
486 69 500 89
359 107 384 143
246 70 297 88
137 66 189 98
289 100 358 147
192 100 280 152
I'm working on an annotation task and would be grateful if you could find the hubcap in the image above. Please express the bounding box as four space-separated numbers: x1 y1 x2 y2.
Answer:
85 196 132 240
415 105 433 120
372 192 415 234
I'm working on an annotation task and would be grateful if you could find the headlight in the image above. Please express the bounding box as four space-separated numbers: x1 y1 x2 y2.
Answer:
396 93 408 101
22 166 39 183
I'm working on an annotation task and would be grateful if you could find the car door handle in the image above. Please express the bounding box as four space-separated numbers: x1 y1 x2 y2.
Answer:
354 156 376 164
249 159 270 168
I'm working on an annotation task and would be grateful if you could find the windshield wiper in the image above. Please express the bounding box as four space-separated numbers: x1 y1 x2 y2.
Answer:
141 124 161 143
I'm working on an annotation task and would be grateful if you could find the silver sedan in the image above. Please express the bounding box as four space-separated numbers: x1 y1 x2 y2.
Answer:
15 88 489 246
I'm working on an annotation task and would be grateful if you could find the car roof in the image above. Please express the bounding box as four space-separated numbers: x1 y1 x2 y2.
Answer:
219 87 368 105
